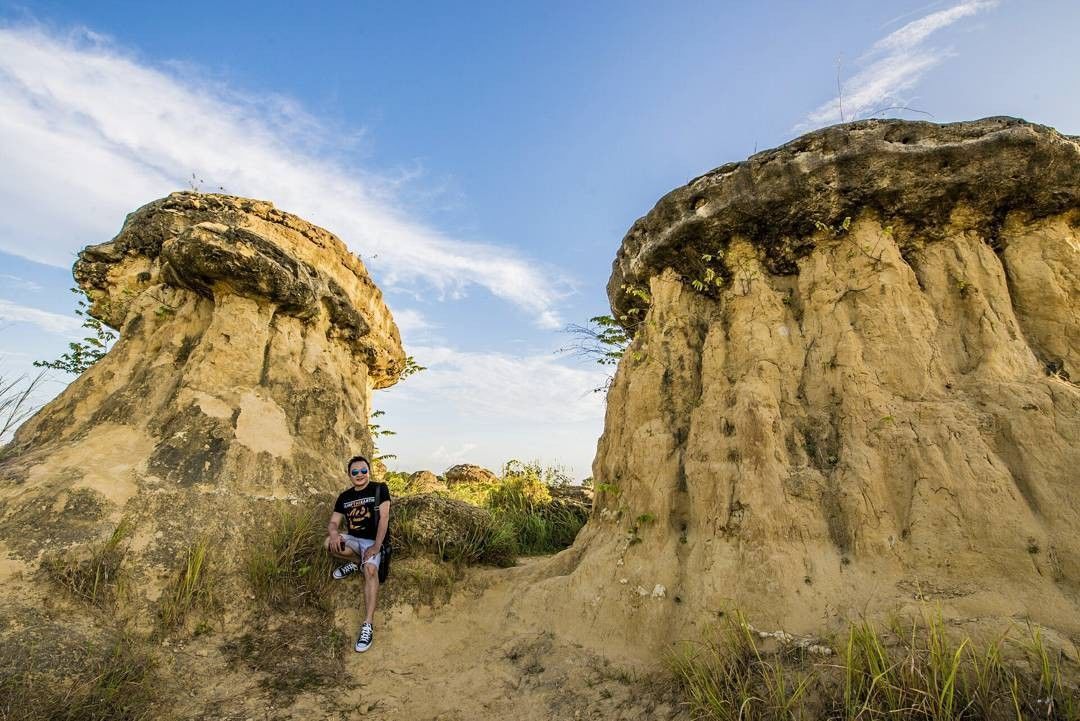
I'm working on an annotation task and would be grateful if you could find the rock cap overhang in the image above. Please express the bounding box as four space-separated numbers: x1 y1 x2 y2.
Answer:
73 191 405 387
609 116 1080 326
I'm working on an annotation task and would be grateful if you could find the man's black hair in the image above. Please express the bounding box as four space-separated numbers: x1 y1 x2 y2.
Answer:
346 455 370 472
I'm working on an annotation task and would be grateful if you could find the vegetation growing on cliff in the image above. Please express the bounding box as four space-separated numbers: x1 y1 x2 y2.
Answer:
33 287 116 375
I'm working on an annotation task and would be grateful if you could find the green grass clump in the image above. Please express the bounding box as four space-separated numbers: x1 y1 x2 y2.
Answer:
245 505 334 613
42 519 134 608
670 610 814 721
0 631 161 721
157 536 217 634
447 459 588 557
670 609 1080 721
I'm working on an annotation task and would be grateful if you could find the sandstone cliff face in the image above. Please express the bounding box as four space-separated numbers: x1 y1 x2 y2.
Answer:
523 118 1080 657
0 192 403 561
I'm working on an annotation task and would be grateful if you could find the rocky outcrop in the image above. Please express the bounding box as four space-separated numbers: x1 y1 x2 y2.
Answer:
444 463 498 486
522 118 1080 659
407 470 447 493
0 192 404 563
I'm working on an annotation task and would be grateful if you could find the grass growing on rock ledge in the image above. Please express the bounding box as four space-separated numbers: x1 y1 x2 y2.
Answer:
245 504 335 613
41 518 134 608
670 609 1079 721
157 535 218 634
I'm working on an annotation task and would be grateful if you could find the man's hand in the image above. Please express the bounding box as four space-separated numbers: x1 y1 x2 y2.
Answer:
329 531 345 554
363 544 380 562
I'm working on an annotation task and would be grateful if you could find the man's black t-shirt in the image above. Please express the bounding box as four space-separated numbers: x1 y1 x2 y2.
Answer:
333 481 391 540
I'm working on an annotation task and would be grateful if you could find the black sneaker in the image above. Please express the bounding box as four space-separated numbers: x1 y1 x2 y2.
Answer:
332 562 359 580
355 623 374 653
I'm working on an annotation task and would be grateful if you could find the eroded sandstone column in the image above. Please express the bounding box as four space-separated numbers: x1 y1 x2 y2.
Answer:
0 192 403 561
522 117 1080 658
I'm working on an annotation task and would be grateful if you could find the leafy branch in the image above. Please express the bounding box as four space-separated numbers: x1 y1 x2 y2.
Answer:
34 288 117 375
369 355 427 462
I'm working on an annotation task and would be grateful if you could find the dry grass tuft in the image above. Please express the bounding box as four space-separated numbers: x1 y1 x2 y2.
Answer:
0 629 161 721
41 519 134 608
245 504 334 613
158 535 218 634
221 617 352 703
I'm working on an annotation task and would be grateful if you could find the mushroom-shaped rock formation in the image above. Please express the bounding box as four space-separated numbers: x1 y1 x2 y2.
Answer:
521 118 1080 659
1 192 403 562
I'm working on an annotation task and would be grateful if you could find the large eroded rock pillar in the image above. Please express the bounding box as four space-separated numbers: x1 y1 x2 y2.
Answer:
521 117 1080 658
1 192 403 561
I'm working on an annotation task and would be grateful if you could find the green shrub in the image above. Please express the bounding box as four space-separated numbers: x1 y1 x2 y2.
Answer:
383 470 411 496
393 460 587 562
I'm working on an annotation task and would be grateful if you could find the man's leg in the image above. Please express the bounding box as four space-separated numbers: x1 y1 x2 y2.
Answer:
362 562 379 625
325 536 363 579
324 535 354 559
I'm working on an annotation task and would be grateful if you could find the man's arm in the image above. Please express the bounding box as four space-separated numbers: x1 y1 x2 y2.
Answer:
367 501 390 558
328 511 345 552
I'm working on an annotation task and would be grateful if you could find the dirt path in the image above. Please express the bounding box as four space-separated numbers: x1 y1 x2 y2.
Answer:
308 561 683 720
167 559 687 721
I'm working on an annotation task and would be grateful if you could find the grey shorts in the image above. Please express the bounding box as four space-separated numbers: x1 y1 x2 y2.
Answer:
341 534 381 569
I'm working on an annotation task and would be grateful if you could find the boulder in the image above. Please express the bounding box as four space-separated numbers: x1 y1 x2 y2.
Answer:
549 484 593 515
406 470 446 493
444 463 497 486
392 493 513 566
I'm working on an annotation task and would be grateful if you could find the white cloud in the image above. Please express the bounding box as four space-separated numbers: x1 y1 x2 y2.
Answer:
389 308 434 338
0 274 43 292
873 1 993 53
0 24 570 328
380 344 608 424
800 0 998 128
0 298 81 335
431 442 479 464
372 345 607 478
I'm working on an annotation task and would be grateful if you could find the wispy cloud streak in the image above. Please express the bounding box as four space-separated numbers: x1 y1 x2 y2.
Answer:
0 298 81 335
0 24 569 328
800 0 998 129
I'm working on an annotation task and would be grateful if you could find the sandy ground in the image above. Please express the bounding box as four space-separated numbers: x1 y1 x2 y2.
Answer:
152 558 689 721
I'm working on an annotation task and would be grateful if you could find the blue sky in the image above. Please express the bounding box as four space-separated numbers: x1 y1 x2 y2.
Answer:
1 1 1078 478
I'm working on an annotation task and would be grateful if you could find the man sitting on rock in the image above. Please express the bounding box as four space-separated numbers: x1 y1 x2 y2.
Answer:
325 454 391 653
